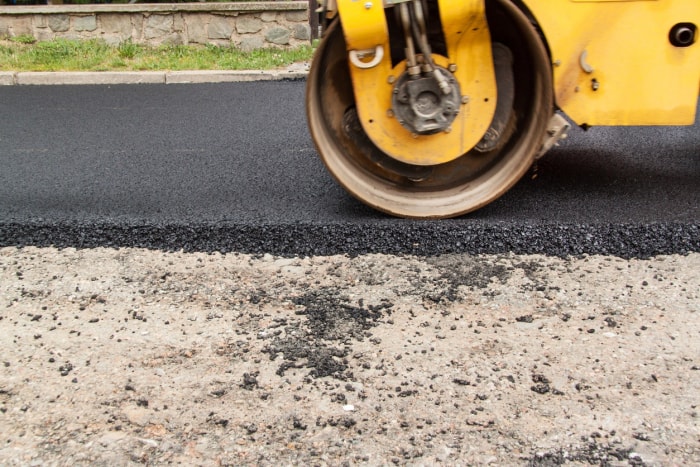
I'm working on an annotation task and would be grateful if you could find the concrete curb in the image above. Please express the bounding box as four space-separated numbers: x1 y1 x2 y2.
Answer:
0 69 308 86
165 70 308 84
15 71 165 86
0 72 14 86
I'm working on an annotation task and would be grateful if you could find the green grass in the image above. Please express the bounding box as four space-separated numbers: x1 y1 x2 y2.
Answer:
0 38 315 72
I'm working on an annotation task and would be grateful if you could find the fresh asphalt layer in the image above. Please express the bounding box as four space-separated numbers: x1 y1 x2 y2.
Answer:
0 75 698 257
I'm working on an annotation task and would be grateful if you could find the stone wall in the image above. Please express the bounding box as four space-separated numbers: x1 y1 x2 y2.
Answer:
0 2 310 50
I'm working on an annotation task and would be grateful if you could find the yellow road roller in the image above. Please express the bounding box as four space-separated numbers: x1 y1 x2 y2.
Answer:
306 0 699 218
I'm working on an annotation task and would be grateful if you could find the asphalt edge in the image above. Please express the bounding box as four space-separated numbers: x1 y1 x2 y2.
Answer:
0 68 308 86
1 221 698 259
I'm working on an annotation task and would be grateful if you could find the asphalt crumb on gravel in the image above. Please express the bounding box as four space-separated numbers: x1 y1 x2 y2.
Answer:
261 287 390 379
526 436 639 466
0 246 699 465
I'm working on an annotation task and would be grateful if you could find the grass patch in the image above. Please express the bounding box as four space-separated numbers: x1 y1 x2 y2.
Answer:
0 38 315 72
10 34 37 44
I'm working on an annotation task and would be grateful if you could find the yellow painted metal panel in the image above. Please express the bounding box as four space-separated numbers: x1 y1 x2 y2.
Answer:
439 0 499 159
571 0 657 2
337 0 388 52
524 0 700 125
337 0 497 165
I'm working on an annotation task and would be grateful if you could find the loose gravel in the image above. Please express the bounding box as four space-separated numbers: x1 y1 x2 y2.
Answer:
1 246 698 465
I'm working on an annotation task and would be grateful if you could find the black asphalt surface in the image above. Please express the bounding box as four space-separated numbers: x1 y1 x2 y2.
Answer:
1 81 698 257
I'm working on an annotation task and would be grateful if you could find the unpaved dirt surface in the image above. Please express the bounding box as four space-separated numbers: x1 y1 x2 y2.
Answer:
1 246 698 466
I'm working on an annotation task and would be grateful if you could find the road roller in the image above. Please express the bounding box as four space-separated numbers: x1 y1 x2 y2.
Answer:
306 0 700 218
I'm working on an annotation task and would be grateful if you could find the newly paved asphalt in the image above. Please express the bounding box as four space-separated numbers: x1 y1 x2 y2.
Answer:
0 81 698 257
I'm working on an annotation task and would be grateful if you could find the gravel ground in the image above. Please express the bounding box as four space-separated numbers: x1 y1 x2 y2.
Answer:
1 246 698 466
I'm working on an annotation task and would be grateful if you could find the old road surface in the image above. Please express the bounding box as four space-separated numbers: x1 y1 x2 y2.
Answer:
0 81 698 256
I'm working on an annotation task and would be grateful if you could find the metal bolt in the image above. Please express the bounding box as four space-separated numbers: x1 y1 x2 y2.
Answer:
448 64 457 73
364 2 372 9
591 78 600 91
461 95 470 104
387 75 396 84
386 109 394 118
483 128 497 140
553 59 561 67
444 126 452 134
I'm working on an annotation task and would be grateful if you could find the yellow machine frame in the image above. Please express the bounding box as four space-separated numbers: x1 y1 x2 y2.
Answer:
336 0 700 132
527 0 699 126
